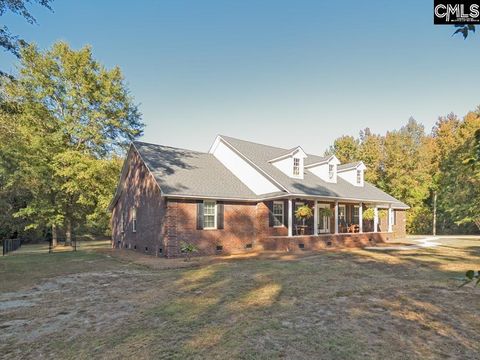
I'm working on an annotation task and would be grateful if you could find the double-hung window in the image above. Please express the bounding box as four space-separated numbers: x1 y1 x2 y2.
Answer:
272 201 284 227
353 206 359 224
203 201 217 229
132 207 137 233
329 164 334 180
293 158 300 176
356 170 362 184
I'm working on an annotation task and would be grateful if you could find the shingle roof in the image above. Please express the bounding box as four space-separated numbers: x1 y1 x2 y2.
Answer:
133 141 263 200
130 137 409 208
338 161 363 171
219 135 408 208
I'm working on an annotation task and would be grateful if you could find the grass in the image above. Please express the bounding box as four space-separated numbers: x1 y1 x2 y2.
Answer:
0 237 479 359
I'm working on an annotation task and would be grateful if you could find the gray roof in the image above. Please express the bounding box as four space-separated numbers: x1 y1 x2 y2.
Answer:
133 141 262 199
129 137 408 208
338 161 363 171
220 136 408 208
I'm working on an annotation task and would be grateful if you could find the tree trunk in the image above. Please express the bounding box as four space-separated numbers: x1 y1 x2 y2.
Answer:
52 224 58 248
65 219 72 246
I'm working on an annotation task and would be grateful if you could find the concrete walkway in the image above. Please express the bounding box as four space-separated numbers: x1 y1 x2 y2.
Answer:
365 236 441 251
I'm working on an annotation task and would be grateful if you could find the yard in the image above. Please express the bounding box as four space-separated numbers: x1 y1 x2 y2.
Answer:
0 238 479 359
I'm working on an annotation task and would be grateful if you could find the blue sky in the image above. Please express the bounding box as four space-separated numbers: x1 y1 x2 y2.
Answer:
1 0 479 154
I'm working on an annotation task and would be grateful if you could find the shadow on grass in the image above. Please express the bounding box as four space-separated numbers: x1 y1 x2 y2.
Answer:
100 240 480 359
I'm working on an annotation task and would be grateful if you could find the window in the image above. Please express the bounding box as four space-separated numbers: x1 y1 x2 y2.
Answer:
293 158 300 176
120 213 124 233
273 201 284 227
356 170 362 184
329 164 334 179
392 210 396 225
132 208 137 233
353 206 359 224
203 201 217 229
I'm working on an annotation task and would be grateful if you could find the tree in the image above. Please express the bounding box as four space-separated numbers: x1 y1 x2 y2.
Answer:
453 24 476 39
382 118 435 233
433 110 480 233
0 0 53 75
358 128 384 185
2 41 143 245
326 135 359 163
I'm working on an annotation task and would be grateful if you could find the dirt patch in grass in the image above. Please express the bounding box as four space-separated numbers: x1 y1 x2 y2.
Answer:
1 238 479 359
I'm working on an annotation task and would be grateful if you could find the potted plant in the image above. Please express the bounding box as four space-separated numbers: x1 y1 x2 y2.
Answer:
294 204 313 235
362 208 387 231
318 207 333 218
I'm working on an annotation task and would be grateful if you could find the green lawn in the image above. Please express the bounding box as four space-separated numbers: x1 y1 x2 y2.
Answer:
1 237 479 359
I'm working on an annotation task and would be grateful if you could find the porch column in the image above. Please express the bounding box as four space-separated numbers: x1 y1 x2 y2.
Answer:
388 205 393 232
334 200 339 234
288 198 293 237
313 200 318 235
359 202 363 233
373 206 378 233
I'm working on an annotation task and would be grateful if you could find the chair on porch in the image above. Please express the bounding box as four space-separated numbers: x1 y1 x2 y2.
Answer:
347 224 360 233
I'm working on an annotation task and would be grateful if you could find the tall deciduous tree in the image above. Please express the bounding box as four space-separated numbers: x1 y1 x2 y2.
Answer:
2 41 143 245
433 110 480 233
0 0 53 75
325 135 359 163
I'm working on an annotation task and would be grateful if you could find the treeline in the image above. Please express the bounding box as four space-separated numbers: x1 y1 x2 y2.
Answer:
327 113 480 234
0 42 144 245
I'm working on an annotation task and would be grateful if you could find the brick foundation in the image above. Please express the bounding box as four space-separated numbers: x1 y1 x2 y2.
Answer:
259 232 391 252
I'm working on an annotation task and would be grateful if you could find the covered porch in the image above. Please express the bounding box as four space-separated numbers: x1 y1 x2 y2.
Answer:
284 198 395 237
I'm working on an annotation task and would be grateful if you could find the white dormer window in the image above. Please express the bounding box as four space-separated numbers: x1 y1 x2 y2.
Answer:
329 164 334 180
293 158 300 176
269 146 307 179
306 155 340 183
337 161 366 186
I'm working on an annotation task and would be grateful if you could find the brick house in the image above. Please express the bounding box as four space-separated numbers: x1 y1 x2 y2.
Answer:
109 135 408 257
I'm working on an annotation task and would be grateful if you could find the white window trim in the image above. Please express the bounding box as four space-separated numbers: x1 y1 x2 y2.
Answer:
132 208 137 233
329 164 335 180
356 170 362 184
273 201 284 228
293 158 300 176
203 200 217 230
353 205 360 223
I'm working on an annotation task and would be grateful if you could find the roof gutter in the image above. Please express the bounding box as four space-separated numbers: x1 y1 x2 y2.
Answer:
164 193 410 209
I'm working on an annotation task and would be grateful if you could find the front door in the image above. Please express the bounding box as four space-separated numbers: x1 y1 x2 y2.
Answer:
317 204 330 234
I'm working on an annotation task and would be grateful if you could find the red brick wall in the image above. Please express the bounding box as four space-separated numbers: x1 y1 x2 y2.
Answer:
393 210 407 239
165 199 258 257
256 201 288 238
111 149 166 256
259 232 390 252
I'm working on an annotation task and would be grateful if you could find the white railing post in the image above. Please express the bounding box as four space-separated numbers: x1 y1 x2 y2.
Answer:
313 200 318 235
359 202 363 233
373 206 378 233
334 200 339 234
288 198 293 237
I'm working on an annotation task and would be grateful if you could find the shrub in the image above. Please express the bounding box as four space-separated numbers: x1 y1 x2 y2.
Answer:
180 242 198 261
